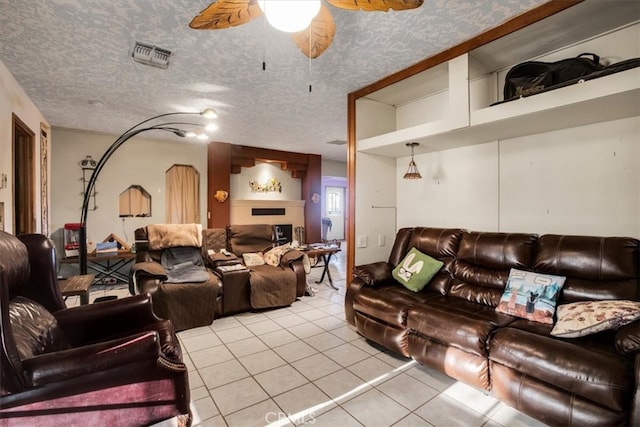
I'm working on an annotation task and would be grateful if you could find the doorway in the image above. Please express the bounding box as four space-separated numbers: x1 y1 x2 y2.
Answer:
324 185 345 240
13 113 36 235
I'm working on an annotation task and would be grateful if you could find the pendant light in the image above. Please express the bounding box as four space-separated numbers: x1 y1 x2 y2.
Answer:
403 142 422 180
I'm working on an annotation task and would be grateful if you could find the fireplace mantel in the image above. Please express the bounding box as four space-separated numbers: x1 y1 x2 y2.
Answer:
230 200 306 229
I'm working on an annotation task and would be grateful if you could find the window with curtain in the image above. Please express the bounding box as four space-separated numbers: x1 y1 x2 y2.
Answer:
165 164 200 224
119 185 151 217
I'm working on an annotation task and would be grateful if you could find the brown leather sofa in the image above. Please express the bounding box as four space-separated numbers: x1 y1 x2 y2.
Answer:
0 231 190 426
347 227 640 426
131 224 307 327
201 224 307 316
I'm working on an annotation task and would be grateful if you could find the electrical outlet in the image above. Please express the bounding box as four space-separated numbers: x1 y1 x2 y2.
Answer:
357 235 368 248
378 234 385 247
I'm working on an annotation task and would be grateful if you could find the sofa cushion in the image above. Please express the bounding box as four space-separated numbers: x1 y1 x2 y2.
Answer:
353 284 431 327
496 269 565 324
408 298 516 356
615 320 640 354
490 326 633 412
9 297 70 360
227 224 274 256
392 247 443 292
534 235 639 303
450 231 538 306
551 300 640 338
242 252 265 267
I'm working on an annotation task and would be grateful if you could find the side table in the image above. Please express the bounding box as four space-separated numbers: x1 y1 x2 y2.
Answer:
59 274 95 305
304 245 341 290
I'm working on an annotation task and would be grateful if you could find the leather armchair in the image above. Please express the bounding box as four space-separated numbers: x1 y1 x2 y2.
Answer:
0 231 191 426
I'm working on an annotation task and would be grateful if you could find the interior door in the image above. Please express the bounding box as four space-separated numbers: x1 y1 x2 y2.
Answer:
12 113 36 235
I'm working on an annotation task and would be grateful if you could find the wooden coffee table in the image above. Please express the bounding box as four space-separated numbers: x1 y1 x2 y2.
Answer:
59 274 95 305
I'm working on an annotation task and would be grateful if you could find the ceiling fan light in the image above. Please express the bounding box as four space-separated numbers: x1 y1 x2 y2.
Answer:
200 108 218 119
258 0 321 33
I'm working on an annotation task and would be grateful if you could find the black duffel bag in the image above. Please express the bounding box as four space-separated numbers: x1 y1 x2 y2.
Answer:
503 53 604 100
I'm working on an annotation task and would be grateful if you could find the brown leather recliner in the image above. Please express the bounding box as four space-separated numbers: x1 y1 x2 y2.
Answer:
0 231 191 426
219 224 307 314
130 224 222 332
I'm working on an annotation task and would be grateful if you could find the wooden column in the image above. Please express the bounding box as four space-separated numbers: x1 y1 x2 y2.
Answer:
207 142 231 228
302 154 322 243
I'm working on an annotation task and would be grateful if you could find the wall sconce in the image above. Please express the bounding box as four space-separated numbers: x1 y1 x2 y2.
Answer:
214 190 229 203
78 155 97 170
403 142 422 180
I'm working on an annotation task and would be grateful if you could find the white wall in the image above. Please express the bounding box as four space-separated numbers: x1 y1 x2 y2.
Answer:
0 60 50 234
322 159 347 177
230 161 301 201
51 128 208 255
395 116 640 238
354 152 397 265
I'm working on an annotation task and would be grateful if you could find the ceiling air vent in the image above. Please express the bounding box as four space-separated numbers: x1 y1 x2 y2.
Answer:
132 41 172 69
326 140 347 146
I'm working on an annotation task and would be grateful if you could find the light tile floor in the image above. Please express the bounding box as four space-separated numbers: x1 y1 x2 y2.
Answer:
68 245 547 427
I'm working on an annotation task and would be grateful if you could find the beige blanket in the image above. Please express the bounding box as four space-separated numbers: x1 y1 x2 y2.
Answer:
147 223 202 250
264 244 311 273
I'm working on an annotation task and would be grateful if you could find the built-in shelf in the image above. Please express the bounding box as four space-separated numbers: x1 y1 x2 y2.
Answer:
356 0 640 159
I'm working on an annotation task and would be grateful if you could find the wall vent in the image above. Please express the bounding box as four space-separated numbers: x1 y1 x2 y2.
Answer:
132 41 172 69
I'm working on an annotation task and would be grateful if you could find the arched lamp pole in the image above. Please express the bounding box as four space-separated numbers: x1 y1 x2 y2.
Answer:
79 108 217 275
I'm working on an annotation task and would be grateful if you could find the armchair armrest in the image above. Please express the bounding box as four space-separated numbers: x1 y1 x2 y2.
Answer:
352 261 394 287
54 294 162 345
22 331 161 387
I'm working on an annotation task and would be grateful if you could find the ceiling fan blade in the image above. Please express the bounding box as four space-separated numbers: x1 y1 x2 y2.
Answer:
291 4 336 59
189 0 262 30
326 0 423 12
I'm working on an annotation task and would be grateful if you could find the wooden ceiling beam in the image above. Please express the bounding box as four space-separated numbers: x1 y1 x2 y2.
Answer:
281 162 307 172
231 145 309 165
231 156 255 168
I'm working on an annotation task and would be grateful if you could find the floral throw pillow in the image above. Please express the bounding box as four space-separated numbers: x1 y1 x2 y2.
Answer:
551 300 640 338
496 269 566 324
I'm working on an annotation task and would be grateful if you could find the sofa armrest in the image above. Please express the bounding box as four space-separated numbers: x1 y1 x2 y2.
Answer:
616 320 640 355
352 261 394 287
22 331 160 387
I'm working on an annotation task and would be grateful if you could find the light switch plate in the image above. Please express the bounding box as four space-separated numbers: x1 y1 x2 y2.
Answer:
357 235 368 248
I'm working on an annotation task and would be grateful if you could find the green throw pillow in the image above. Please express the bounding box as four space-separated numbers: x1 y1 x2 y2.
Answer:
392 247 444 292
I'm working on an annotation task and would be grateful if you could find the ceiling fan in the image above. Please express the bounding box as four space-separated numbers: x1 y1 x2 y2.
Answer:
190 0 424 59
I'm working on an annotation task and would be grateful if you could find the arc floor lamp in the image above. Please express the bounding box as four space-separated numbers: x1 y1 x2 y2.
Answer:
79 108 217 275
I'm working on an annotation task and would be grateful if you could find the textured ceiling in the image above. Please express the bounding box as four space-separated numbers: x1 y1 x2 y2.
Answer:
0 0 547 162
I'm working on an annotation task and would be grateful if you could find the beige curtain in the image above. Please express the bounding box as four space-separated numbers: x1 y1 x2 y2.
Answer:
166 165 200 224
119 185 151 217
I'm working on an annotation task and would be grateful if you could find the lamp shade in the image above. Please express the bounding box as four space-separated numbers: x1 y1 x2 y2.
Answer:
258 0 321 33
403 142 422 180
